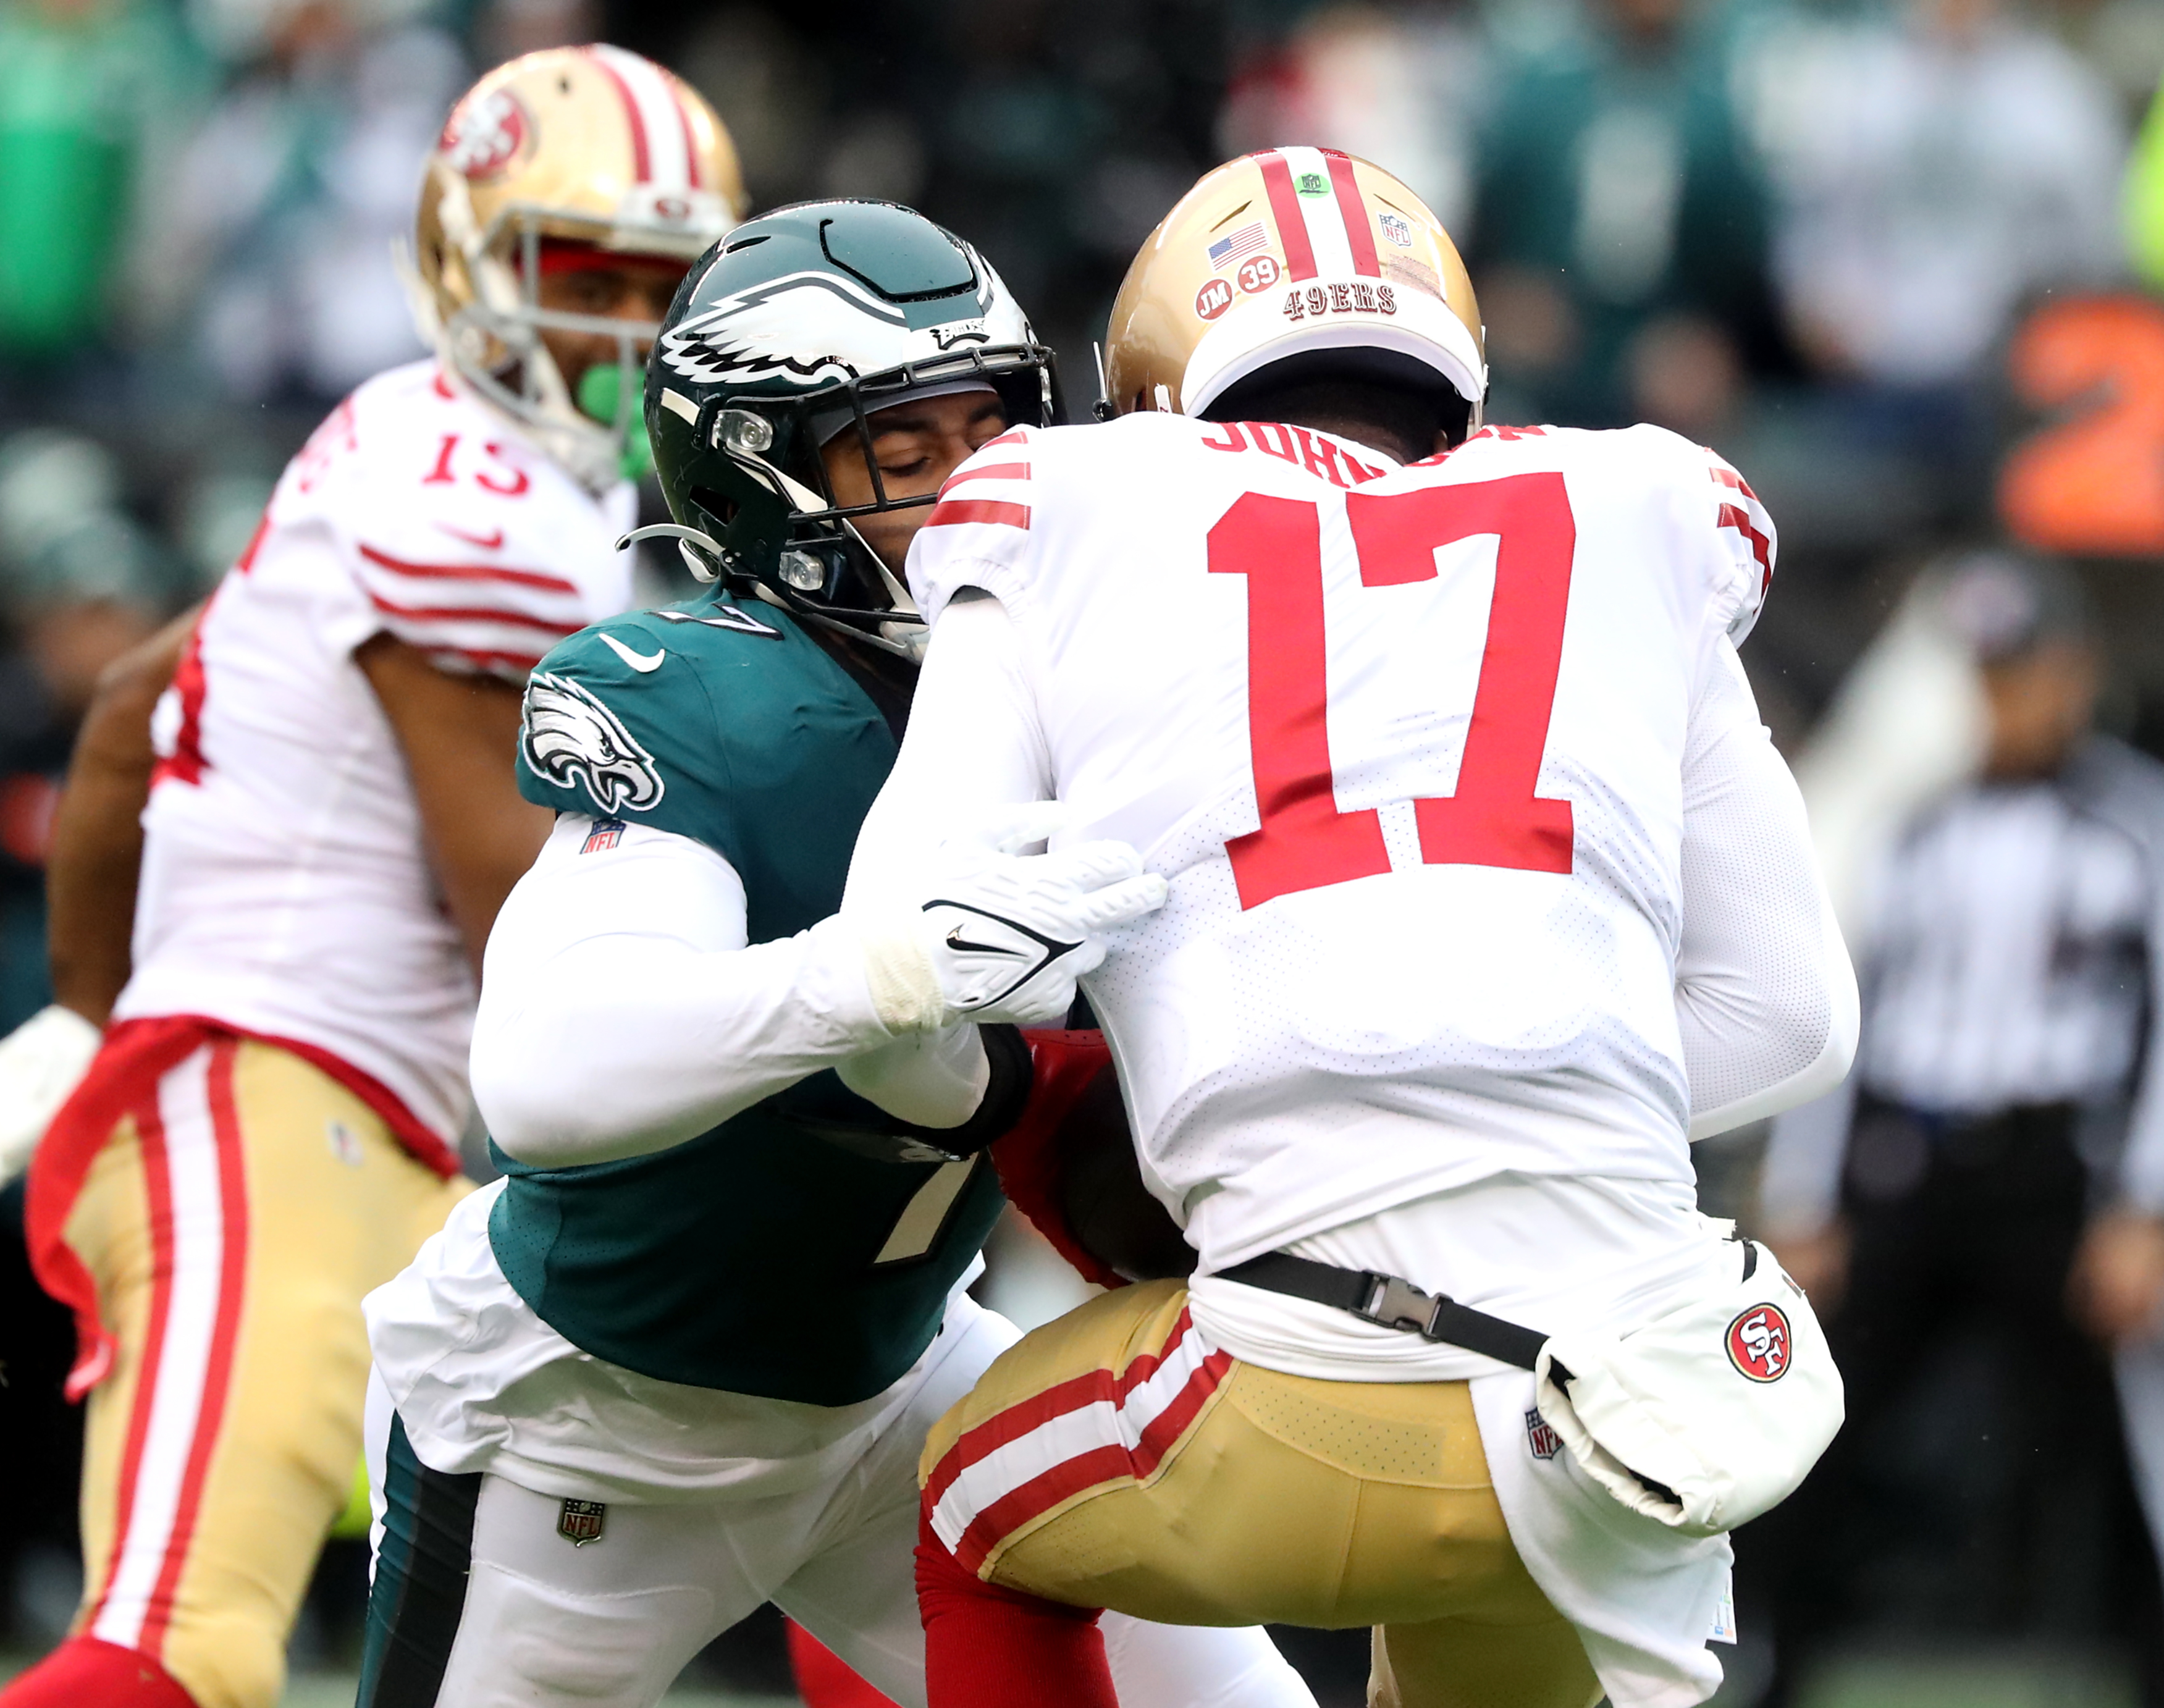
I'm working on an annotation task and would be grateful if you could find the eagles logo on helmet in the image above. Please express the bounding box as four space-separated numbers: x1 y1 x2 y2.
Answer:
630 200 1062 662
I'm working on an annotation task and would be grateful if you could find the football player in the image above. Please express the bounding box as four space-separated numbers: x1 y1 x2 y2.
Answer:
356 198 1314 1708
0 48 743 1708
840 150 1862 1708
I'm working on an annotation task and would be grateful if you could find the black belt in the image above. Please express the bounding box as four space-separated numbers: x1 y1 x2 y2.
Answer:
1214 1252 1549 1372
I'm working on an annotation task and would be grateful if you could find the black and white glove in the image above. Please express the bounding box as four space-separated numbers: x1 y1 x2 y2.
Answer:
855 805 1168 1031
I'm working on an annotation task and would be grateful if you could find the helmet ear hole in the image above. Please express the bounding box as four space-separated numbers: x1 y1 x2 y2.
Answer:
687 486 740 530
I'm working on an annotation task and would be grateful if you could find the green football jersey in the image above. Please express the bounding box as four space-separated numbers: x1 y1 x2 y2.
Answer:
490 588 1010 1407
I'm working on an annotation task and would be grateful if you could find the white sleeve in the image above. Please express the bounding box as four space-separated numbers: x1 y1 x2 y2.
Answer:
843 590 1054 914
1677 639 1859 1140
836 590 1053 1116
471 815 982 1168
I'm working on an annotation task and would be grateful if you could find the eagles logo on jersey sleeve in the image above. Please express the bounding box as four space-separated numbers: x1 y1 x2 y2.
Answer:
515 613 732 841
520 672 665 815
513 590 899 949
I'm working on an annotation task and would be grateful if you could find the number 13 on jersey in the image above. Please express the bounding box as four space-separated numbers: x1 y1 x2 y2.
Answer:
1209 471 1577 910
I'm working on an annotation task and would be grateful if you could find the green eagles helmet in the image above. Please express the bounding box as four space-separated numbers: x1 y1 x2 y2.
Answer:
636 199 1061 658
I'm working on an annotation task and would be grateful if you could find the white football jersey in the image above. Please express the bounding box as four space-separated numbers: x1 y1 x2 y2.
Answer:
907 413 1775 1268
115 360 636 1148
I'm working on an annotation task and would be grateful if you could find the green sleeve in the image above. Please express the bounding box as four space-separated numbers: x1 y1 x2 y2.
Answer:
513 600 899 946
516 613 743 858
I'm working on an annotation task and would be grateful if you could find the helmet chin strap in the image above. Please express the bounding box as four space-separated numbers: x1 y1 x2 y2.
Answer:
712 444 932 661
840 514 930 663
619 476 930 662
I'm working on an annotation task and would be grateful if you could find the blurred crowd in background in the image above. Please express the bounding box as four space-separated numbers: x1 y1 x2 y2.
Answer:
6 0 2164 1701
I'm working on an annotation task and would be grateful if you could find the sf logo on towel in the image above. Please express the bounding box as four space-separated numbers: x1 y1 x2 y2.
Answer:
1726 1305 1791 1382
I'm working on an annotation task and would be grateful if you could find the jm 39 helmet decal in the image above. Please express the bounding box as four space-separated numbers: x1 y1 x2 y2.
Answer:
634 200 1060 662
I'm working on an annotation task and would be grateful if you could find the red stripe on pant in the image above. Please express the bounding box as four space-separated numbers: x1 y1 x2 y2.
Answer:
924 1310 1210 1509
91 1083 179 1640
141 1041 250 1655
85 1043 251 1667
950 1349 1229 1575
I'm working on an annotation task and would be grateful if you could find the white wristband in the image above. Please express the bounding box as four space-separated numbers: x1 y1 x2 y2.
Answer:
852 912 948 1036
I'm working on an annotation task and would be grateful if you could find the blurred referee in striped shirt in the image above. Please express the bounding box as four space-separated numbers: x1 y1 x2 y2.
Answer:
1758 553 2164 1701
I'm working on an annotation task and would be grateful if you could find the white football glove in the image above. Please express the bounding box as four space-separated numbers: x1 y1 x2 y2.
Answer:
856 804 1168 1031
0 1004 103 1187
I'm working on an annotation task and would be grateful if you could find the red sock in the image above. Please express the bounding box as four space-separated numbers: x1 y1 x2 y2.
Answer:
916 1507 1118 1708
0 1636 197 1707
786 1617 903 1708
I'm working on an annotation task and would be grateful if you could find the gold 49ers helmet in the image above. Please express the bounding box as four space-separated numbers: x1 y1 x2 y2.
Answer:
1104 147 1483 435
413 45 748 489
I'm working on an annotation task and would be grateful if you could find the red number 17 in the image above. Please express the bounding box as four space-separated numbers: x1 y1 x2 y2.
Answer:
1209 471 1577 911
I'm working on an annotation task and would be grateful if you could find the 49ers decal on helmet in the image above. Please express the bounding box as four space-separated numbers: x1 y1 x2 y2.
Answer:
440 90 527 179
1726 1303 1793 1382
412 46 744 493
1103 148 1484 421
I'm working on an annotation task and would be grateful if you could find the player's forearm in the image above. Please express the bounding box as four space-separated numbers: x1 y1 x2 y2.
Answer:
46 607 200 1024
1678 883 1858 1139
46 760 149 1026
355 632 553 975
841 590 1052 917
1675 639 1860 1140
472 821 962 1166
473 912 905 1167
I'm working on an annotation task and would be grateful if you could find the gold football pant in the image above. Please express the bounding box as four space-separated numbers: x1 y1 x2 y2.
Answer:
56 1037 468 1708
921 1281 1601 1708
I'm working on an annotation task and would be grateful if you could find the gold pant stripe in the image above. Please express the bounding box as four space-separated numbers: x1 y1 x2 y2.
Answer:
64 1038 468 1708
922 1282 1605 1708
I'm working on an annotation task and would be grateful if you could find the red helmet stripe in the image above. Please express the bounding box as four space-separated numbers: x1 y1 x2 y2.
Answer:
672 85 704 190
1258 152 1316 282
586 48 651 183
1321 149 1380 278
